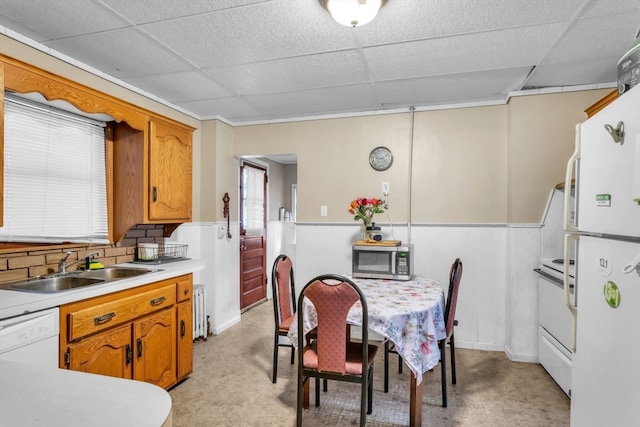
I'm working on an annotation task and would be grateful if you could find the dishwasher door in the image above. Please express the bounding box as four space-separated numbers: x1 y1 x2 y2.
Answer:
0 307 60 368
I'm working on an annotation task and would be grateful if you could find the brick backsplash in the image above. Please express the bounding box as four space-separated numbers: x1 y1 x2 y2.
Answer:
0 225 165 285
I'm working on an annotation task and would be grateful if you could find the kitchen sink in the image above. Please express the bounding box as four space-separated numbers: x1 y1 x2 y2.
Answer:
0 266 159 293
80 267 155 280
7 276 106 293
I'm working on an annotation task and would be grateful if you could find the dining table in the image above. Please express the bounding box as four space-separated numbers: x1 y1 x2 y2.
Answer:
288 274 446 427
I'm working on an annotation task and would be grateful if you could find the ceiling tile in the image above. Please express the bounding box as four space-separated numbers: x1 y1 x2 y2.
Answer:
0 0 129 39
45 28 193 78
101 0 268 24
138 1 356 69
243 84 381 119
364 23 566 81
126 71 233 102
204 50 371 96
375 67 532 108
543 13 640 64
525 58 619 88
178 96 266 121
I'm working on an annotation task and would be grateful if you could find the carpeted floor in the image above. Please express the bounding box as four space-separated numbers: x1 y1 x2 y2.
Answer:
169 302 570 426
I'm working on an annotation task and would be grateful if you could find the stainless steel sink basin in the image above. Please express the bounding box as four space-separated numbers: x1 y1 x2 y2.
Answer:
8 276 106 293
0 266 159 293
80 267 155 280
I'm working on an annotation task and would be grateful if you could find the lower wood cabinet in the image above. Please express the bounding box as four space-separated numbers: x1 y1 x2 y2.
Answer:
60 274 193 389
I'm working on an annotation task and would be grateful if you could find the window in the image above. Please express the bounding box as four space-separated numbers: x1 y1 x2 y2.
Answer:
1 93 109 243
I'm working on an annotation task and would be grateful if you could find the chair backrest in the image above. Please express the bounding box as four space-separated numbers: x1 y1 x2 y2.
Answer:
272 254 296 327
298 274 368 375
444 258 463 338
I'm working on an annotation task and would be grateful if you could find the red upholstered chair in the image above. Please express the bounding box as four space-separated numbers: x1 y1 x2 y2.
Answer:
440 257 463 407
296 274 378 427
383 258 463 408
271 254 296 383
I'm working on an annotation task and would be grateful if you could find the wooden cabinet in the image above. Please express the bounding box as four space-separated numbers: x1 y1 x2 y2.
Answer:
176 276 193 379
133 307 177 389
112 118 193 242
148 118 192 222
60 274 193 389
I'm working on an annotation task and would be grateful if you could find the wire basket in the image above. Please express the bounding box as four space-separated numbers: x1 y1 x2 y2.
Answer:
136 243 188 263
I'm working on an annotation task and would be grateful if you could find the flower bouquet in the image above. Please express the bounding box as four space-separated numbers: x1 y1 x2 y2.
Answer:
348 197 384 240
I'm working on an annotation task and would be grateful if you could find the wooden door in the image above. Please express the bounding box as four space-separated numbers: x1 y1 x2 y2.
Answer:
133 307 177 389
148 119 192 222
239 162 267 311
67 323 132 379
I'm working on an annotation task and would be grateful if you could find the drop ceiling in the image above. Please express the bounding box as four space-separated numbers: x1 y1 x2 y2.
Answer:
0 0 638 125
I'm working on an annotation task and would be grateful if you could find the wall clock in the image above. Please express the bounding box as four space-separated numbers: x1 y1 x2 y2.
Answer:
369 146 393 171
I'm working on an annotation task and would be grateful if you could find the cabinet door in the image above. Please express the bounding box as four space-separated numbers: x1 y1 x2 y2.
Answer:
176 300 193 380
67 323 133 379
148 119 192 222
133 307 177 389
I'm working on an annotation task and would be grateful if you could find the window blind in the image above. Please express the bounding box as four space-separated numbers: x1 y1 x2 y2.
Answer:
242 164 265 235
1 94 109 243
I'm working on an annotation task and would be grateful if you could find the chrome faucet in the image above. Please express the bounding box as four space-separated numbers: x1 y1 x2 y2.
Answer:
58 251 100 273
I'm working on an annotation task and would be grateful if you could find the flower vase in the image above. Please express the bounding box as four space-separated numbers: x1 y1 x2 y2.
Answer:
361 220 373 241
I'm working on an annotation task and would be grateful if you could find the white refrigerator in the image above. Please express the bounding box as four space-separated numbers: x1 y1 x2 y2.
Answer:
563 85 640 427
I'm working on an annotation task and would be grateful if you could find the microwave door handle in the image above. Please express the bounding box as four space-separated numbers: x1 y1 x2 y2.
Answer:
391 251 397 274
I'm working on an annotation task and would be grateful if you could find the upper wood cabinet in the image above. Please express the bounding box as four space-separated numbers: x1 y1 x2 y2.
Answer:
1 54 194 242
112 118 193 241
148 118 192 222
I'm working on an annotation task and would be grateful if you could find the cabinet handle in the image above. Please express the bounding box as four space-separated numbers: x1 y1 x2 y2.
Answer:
180 319 186 337
152 186 158 202
183 288 189 296
137 338 143 358
94 312 116 325
125 344 132 365
150 296 166 306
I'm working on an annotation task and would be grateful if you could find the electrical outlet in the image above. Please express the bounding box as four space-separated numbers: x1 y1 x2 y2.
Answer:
320 205 328 216
382 182 390 195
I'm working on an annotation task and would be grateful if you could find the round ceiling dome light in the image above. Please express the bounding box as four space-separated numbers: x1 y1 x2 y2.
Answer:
320 0 388 28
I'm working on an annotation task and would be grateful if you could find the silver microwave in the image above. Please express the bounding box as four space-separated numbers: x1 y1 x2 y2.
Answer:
352 244 413 281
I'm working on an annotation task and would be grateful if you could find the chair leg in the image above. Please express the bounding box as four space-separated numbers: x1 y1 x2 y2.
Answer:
315 377 321 407
398 354 403 374
272 333 278 384
297 376 306 427
440 339 447 408
384 340 390 393
450 332 457 385
323 379 328 392
290 345 295 364
367 366 374 415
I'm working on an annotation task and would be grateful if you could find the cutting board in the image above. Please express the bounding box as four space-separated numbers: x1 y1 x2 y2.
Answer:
353 240 401 246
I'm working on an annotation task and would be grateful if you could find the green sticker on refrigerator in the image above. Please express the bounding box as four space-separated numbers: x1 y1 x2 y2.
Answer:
596 194 611 207
603 281 620 308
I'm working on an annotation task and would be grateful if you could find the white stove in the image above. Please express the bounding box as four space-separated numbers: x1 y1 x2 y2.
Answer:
538 257 575 284
535 257 575 397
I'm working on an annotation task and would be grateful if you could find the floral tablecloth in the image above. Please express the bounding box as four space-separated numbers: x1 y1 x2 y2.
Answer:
288 275 446 385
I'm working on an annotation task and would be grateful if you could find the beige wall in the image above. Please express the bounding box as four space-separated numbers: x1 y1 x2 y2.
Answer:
507 90 610 222
232 89 611 224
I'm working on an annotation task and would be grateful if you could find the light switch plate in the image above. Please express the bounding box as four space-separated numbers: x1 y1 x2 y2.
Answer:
320 205 328 216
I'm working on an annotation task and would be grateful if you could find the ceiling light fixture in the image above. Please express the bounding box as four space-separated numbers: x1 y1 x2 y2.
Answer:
320 0 387 28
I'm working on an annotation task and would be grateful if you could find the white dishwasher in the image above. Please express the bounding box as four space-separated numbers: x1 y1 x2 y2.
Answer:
0 307 60 368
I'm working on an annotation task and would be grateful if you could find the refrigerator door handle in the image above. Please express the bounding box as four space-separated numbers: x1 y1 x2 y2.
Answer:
622 253 640 274
564 233 579 351
564 124 580 233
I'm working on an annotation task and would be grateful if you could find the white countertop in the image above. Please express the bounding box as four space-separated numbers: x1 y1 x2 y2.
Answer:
0 258 206 320
0 360 172 427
